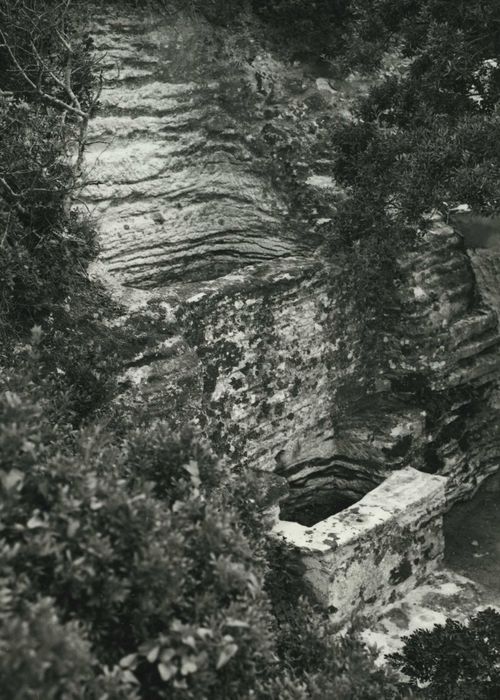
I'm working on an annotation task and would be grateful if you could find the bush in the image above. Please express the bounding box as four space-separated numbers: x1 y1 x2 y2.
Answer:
321 0 500 407
251 0 349 60
389 608 500 699
0 368 273 697
0 99 98 335
0 349 409 699
0 587 135 700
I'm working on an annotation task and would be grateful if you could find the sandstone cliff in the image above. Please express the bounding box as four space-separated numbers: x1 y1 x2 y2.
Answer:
81 3 500 524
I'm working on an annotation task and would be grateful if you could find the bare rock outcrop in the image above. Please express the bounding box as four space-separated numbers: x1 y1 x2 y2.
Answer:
81 4 500 522
81 6 302 286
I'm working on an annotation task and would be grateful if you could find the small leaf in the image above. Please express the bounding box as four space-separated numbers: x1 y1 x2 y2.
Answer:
246 571 260 596
21 440 35 454
197 627 213 639
67 519 80 538
183 460 200 485
183 460 199 477
181 658 198 676
158 662 176 681
146 645 160 663
181 635 196 649
216 643 238 670
30 325 43 344
27 515 47 529
160 648 176 664
2 469 24 491
122 670 139 685
225 618 250 629
119 653 137 669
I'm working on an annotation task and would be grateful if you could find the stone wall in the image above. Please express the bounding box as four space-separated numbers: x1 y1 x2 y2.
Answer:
273 468 447 626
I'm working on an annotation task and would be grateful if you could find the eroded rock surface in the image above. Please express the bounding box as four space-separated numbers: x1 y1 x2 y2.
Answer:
82 5 500 522
81 5 302 286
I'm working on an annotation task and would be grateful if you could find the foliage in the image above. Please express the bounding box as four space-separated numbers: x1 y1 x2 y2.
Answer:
389 608 500 699
0 351 408 699
0 364 268 697
0 0 100 336
0 98 98 335
251 0 349 61
0 0 98 115
0 586 135 700
323 0 500 402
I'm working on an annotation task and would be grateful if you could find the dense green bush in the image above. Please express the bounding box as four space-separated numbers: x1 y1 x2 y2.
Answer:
0 367 267 696
390 608 500 699
251 0 349 60
0 588 134 700
0 98 98 335
0 353 408 699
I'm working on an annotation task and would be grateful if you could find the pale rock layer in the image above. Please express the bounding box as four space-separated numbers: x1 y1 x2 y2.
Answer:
81 6 301 287
273 467 447 625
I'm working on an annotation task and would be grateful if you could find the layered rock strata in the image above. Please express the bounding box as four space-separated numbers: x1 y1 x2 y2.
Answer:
111 222 500 522
81 6 302 286
82 5 500 523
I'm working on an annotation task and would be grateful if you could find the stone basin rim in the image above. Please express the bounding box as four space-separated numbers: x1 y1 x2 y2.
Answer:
273 466 448 554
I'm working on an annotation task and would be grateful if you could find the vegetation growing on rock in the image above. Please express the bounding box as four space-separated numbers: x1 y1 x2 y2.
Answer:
325 0 500 403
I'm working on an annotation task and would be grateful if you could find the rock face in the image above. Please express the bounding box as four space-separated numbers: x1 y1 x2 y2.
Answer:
273 468 447 626
470 249 500 319
81 6 302 287
82 5 500 526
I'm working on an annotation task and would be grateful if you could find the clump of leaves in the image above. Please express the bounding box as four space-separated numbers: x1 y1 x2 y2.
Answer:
322 0 500 411
389 608 500 699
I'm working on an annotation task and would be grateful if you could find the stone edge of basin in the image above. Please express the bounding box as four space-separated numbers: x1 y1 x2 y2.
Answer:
271 467 448 623
272 467 447 554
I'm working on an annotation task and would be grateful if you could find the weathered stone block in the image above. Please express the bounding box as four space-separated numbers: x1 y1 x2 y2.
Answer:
273 467 447 625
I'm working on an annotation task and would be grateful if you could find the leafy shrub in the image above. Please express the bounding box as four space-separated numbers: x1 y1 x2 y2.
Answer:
0 349 409 699
0 98 98 335
271 595 406 700
251 0 349 60
322 0 500 407
389 608 500 699
0 585 135 700
0 367 272 697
